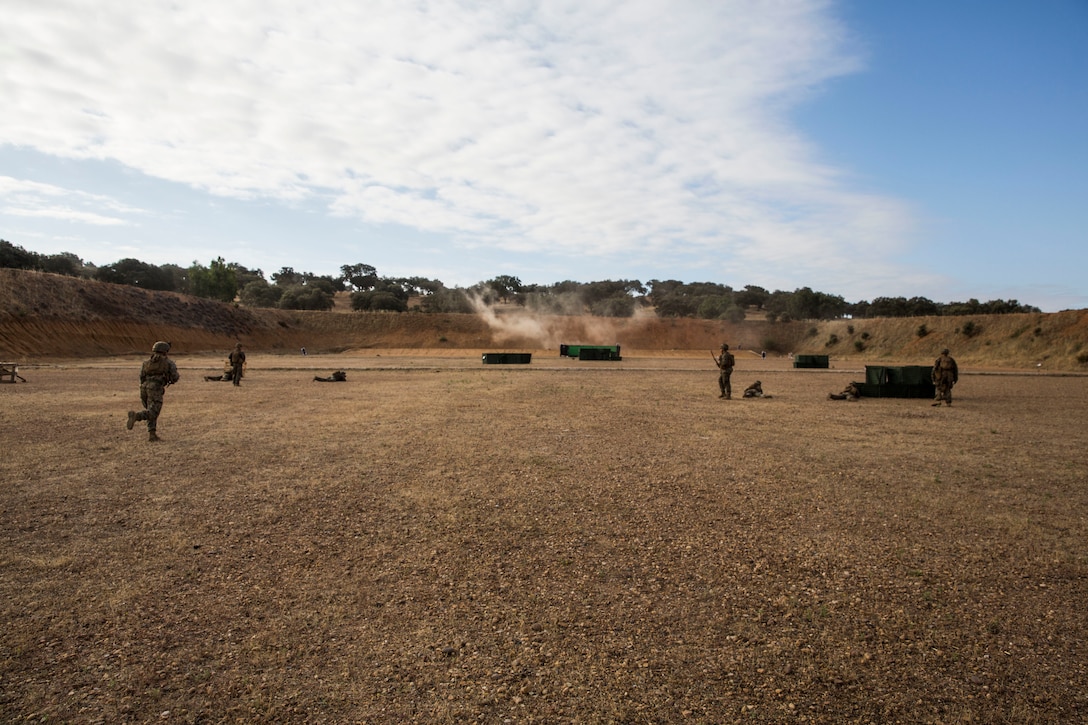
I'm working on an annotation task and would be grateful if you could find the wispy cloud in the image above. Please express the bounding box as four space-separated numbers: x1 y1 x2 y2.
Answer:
1 0 925 296
0 176 137 226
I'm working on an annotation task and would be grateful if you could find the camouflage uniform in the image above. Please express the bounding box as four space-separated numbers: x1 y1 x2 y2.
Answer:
932 349 958 406
313 370 347 382
204 362 234 382
742 380 764 398
228 343 246 386
127 341 180 441
714 343 735 399
829 382 861 401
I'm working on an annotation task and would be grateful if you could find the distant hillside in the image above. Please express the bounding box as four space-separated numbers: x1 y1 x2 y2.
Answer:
2 268 1086 370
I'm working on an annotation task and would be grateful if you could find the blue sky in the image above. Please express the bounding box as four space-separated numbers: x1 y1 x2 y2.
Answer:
2 0 1085 311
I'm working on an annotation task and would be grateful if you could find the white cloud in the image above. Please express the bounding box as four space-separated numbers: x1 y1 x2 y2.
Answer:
0 0 923 292
0 176 137 226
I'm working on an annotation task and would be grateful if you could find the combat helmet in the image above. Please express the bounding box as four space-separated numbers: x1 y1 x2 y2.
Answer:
152 341 171 353
720 343 729 350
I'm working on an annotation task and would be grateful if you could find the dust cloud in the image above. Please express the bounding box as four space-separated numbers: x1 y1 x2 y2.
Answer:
466 290 650 350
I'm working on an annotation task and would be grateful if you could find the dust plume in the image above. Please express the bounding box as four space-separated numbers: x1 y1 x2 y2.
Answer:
465 289 651 350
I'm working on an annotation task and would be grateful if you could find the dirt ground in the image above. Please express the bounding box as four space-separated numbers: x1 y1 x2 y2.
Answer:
2 352 1087 723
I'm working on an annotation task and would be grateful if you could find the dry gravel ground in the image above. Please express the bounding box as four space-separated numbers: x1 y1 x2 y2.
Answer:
2 353 1087 724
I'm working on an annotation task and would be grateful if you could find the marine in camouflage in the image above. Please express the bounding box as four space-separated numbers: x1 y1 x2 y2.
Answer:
127 341 180 441
713 343 735 399
932 349 958 406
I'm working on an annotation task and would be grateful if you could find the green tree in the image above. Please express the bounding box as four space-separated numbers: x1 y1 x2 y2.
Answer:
351 290 408 312
37 252 83 277
735 284 770 309
485 275 523 303
96 258 175 290
786 287 846 320
162 263 190 293
278 285 333 310
230 263 266 291
339 263 378 291
724 305 747 323
1 239 38 269
590 296 636 317
397 276 443 296
189 257 238 302
419 287 474 313
271 266 305 287
239 279 283 307
654 294 699 318
647 279 685 302
697 296 730 320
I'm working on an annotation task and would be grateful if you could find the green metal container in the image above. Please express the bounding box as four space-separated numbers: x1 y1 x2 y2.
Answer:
578 348 621 361
793 354 830 368
560 344 621 360
859 365 935 398
481 353 532 364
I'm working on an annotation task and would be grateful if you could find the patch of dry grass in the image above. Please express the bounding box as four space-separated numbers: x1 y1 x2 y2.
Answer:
2 356 1087 723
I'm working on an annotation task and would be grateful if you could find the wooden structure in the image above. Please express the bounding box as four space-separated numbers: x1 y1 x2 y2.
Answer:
1 362 26 383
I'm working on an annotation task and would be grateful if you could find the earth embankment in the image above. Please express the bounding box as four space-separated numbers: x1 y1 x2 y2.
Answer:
2 268 1086 369
0 269 793 359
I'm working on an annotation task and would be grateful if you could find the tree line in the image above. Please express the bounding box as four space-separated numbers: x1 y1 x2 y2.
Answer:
1 239 1041 320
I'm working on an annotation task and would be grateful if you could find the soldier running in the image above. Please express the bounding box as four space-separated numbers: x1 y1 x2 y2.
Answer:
126 341 180 441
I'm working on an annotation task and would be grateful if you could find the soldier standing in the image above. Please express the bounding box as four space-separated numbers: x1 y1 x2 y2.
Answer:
228 342 246 386
932 348 958 406
126 341 180 441
713 343 735 399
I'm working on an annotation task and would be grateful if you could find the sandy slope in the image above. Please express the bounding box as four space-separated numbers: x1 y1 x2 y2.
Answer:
3 268 1087 370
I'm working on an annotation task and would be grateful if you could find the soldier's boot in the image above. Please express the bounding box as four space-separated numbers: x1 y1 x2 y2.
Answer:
126 411 137 430
148 431 160 442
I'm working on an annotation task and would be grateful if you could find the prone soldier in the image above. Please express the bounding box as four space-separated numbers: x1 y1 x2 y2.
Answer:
828 382 861 401
204 361 235 382
742 380 771 398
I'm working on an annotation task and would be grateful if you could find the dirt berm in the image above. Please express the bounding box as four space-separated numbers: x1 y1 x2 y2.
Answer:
2 268 1086 369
